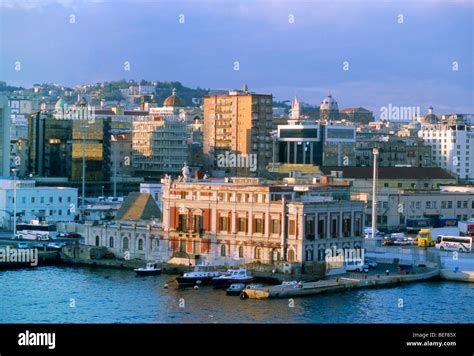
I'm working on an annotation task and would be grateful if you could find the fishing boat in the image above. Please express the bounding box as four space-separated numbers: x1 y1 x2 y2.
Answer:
176 264 221 286
134 262 162 276
210 268 254 288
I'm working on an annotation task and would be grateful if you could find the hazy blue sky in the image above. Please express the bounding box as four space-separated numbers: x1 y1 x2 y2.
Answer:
1 0 473 114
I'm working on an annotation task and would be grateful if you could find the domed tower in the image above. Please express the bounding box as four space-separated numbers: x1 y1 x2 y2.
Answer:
421 106 438 125
163 88 184 107
319 93 339 121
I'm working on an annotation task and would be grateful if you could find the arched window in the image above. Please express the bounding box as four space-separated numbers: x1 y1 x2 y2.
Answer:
109 236 114 248
238 246 244 258
95 236 100 246
305 249 313 262
254 247 262 260
122 237 129 251
138 238 144 251
220 245 226 257
288 249 295 262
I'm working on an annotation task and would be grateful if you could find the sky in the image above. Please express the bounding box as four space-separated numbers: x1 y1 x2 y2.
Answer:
0 0 473 115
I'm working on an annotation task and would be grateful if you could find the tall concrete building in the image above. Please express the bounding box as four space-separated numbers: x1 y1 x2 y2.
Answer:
0 95 11 177
419 118 474 183
132 115 188 178
203 87 273 176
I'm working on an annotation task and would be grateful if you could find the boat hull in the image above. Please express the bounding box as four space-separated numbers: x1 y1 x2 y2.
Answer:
211 277 254 288
226 289 244 296
134 269 162 276
176 276 214 286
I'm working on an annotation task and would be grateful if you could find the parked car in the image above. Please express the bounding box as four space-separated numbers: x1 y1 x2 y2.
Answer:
17 242 29 249
393 237 417 246
383 237 397 246
364 259 378 269
390 232 406 239
345 260 369 273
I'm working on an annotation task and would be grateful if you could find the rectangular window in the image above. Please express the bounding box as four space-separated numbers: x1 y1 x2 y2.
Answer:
193 215 202 232
318 217 326 238
254 218 264 233
271 219 279 234
331 216 339 238
219 216 229 232
178 214 188 231
238 218 246 233
342 215 351 237
305 218 315 240
289 220 296 235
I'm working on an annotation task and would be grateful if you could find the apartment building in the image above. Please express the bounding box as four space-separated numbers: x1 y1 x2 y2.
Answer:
203 87 273 176
132 115 188 177
419 121 474 183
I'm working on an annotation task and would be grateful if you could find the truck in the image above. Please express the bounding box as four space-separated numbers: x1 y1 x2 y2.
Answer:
458 219 474 237
406 218 431 231
417 227 460 247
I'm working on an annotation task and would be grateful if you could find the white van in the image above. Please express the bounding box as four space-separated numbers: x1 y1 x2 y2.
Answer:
364 227 380 239
345 259 369 273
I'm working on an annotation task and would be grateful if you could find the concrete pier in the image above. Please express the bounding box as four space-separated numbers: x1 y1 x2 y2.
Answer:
242 267 440 299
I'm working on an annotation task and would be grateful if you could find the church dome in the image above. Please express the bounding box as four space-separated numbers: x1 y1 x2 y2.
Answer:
320 94 338 111
421 106 438 124
163 88 183 107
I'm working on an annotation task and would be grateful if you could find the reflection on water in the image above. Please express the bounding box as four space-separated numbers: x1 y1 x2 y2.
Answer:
0 266 472 323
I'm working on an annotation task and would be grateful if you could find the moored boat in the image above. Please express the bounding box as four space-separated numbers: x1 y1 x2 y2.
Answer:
176 265 222 286
211 268 254 288
134 262 162 276
226 283 246 296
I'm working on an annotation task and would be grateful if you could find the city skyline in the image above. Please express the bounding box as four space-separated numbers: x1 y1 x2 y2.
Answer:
1 0 473 114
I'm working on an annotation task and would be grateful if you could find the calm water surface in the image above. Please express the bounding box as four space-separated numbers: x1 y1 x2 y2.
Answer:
1 266 472 323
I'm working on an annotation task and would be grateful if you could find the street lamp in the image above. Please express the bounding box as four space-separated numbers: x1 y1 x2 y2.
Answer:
80 125 90 219
11 168 18 238
371 147 379 239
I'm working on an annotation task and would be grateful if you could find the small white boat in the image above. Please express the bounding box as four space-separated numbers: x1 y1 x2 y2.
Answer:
134 262 162 276
211 268 254 288
226 283 246 296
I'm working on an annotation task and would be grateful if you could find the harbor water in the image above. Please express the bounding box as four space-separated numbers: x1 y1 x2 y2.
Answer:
1 266 473 323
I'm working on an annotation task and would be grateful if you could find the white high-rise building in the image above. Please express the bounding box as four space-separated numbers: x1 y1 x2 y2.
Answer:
419 121 474 183
132 115 188 177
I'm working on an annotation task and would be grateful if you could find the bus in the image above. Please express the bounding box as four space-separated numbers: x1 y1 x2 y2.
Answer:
14 231 53 241
435 235 472 253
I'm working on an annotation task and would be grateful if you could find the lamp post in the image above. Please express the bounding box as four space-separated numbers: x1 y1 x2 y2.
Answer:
271 130 277 172
80 125 89 219
12 168 18 237
371 148 379 239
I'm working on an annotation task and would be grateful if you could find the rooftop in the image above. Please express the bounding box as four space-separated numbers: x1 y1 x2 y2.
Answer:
320 166 456 180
